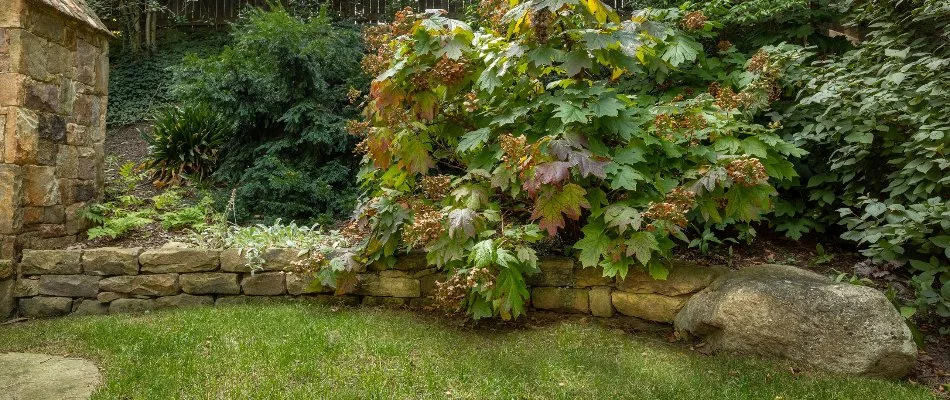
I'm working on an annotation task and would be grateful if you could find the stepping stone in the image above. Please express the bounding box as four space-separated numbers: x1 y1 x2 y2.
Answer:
0 353 100 400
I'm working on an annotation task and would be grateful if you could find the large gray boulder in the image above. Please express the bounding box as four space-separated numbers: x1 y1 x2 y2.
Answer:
674 264 917 379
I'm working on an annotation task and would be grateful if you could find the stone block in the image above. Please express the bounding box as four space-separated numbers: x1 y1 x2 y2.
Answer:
286 272 332 295
368 252 427 272
55 144 78 178
0 73 24 106
589 286 614 318
75 39 98 85
77 146 97 180
531 287 589 314
0 110 5 162
60 179 96 204
21 232 75 250
37 112 65 143
222 247 287 272
180 273 240 295
13 277 38 297
139 248 219 273
379 270 409 278
355 274 420 298
20 296 72 318
109 298 155 314
575 266 613 287
616 263 728 296
155 294 213 309
611 291 691 323
20 249 81 274
4 107 38 164
82 247 140 275
526 257 575 287
96 291 129 303
17 31 51 82
0 259 12 279
23 8 64 44
72 299 107 316
99 274 178 296
95 49 108 94
22 165 58 206
22 205 65 225
65 122 87 145
0 278 13 319
65 202 89 235
0 1 23 28
418 272 441 297
73 94 100 125
0 236 14 260
39 274 98 297
241 272 286 296
0 164 22 234
362 296 409 307
24 80 59 113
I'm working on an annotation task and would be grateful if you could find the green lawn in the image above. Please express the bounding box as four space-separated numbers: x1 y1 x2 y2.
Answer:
0 303 935 399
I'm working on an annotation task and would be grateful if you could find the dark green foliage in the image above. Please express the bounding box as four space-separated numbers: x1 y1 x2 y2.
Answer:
170 7 366 224
108 28 229 125
144 105 233 185
775 0 949 323
695 0 846 51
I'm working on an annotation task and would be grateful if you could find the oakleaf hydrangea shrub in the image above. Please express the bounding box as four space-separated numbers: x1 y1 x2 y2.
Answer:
170 7 367 224
326 1 805 319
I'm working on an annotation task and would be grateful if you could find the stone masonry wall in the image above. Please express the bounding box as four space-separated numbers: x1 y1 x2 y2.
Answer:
0 0 110 263
9 248 727 321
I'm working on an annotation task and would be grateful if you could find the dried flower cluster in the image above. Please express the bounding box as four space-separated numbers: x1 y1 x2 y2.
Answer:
361 8 419 76
346 119 371 137
653 112 708 141
532 10 555 43
708 83 754 110
717 40 733 52
290 251 327 274
682 11 707 30
747 49 770 72
463 92 479 112
432 56 469 86
419 175 452 200
499 134 528 165
727 157 769 186
644 187 696 228
402 204 444 249
347 87 362 104
477 0 509 32
433 267 495 312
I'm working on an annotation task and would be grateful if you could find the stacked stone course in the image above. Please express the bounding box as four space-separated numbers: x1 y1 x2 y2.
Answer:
0 0 110 264
10 247 727 321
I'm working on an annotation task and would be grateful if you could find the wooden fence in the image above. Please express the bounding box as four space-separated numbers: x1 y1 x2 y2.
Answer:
156 0 650 25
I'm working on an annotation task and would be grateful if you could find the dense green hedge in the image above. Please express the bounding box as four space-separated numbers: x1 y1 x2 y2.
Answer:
170 7 367 224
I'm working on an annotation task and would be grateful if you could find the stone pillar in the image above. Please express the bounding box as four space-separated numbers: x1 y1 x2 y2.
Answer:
0 0 110 266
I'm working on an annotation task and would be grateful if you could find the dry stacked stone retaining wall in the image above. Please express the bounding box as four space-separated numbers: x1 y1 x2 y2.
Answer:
0 0 111 263
6 248 727 321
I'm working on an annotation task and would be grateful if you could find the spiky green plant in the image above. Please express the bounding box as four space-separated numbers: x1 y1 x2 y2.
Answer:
144 105 233 185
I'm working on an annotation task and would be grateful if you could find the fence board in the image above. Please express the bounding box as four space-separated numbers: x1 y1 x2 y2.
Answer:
153 0 640 26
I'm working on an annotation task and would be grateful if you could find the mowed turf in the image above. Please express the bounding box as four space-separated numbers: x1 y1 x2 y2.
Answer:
0 303 935 399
